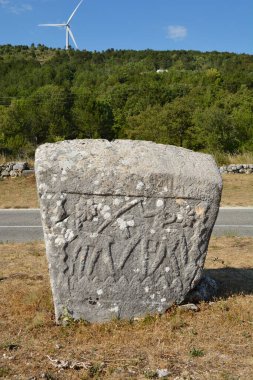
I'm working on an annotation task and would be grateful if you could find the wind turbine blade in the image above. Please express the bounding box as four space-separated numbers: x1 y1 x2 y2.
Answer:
68 27 78 49
38 23 66 27
67 0 83 24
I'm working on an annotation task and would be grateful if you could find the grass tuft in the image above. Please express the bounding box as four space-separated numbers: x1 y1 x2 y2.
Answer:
189 348 205 357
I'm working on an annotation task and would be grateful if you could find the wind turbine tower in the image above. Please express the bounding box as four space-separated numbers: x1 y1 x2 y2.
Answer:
39 0 83 50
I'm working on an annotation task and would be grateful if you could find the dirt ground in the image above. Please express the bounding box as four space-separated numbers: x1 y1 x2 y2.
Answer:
0 175 38 209
0 237 253 379
221 174 253 207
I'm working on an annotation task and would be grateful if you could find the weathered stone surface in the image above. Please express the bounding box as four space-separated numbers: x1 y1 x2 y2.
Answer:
35 139 222 323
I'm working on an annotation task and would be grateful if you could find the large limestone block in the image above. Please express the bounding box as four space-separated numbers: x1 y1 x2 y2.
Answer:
35 140 222 323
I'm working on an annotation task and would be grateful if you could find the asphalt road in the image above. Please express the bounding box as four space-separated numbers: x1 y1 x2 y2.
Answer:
213 207 253 237
0 207 252 243
0 209 43 242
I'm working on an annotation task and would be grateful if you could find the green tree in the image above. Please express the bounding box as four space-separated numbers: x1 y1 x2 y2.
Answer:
28 84 72 142
72 90 115 139
163 97 195 148
126 105 168 143
193 106 240 153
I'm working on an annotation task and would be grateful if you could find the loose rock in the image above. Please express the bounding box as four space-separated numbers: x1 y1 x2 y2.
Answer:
157 368 170 378
179 303 200 312
184 275 219 303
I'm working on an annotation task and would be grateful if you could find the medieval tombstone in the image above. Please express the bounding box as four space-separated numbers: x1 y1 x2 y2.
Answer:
35 139 222 323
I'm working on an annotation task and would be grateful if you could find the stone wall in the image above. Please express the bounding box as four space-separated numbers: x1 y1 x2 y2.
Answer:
0 162 34 178
219 164 253 174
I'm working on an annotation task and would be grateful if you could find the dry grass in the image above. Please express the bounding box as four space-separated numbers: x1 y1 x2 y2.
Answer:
0 237 253 380
223 153 253 165
0 175 39 208
221 174 253 207
214 152 253 166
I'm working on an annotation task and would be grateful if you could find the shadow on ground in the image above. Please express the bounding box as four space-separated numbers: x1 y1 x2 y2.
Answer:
204 267 253 297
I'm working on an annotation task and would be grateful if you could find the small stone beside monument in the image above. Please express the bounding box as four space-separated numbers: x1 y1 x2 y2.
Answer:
35 139 222 323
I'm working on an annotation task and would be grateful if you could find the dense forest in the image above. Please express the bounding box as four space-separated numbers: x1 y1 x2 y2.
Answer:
0 44 252 157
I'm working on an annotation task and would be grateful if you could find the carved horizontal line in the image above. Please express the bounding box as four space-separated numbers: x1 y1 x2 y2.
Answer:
41 191 207 201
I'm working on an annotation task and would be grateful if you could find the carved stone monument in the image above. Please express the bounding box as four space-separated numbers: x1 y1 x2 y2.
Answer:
35 140 222 323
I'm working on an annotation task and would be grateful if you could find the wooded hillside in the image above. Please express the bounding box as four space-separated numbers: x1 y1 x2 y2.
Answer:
0 45 252 157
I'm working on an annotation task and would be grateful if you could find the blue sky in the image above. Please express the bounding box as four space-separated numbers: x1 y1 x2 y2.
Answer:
0 0 252 53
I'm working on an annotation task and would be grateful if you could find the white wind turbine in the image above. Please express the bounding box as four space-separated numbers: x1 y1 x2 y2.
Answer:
39 0 83 50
